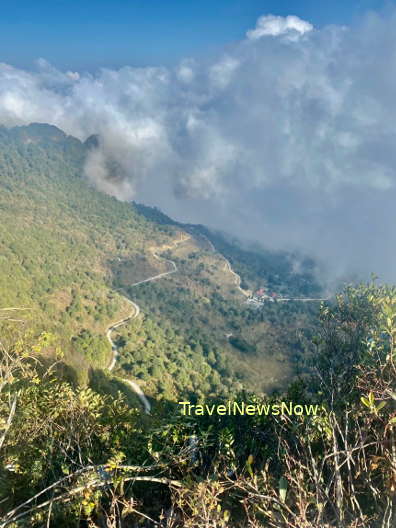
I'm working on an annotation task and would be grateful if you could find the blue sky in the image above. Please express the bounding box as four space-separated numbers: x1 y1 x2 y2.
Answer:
2 1 396 281
0 0 391 70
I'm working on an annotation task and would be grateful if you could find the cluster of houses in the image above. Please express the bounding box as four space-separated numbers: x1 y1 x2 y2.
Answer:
246 287 281 307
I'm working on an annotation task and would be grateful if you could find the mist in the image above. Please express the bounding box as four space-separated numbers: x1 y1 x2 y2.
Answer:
1 10 396 283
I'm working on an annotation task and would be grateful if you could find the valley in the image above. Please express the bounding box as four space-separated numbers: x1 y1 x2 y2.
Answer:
105 233 254 413
0 123 322 401
0 123 391 528
1 3 394 522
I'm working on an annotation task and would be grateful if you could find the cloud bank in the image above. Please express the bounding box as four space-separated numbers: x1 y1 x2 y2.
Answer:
1 10 396 283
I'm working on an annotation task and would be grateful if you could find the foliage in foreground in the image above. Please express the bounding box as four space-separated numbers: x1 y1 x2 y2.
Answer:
1 282 396 527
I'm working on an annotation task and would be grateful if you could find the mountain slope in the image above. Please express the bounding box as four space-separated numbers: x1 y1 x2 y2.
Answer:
0 123 179 385
0 123 320 400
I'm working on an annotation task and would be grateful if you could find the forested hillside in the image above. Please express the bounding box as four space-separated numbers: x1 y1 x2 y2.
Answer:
121 204 322 397
0 123 321 398
0 123 179 384
0 124 395 527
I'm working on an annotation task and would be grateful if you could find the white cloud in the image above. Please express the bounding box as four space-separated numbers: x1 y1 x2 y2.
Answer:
246 14 313 40
1 10 396 284
66 71 80 81
209 56 239 89
177 59 195 83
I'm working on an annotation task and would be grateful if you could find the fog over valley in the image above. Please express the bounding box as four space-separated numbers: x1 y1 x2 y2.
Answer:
1 9 396 282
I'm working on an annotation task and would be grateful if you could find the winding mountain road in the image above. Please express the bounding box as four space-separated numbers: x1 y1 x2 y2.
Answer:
106 296 152 413
222 258 250 298
106 297 140 371
126 250 178 287
105 235 189 415
105 232 323 415
195 232 251 298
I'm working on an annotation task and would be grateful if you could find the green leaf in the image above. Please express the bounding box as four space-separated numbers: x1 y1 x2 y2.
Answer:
361 397 370 408
246 455 254 478
376 401 386 412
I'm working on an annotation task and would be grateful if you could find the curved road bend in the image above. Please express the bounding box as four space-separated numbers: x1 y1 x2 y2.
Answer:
105 236 189 414
105 296 152 414
196 232 250 298
105 234 258 414
222 258 250 298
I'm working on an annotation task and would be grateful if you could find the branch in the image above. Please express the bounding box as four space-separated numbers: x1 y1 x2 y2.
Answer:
1 462 163 522
0 395 17 450
1 473 181 527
